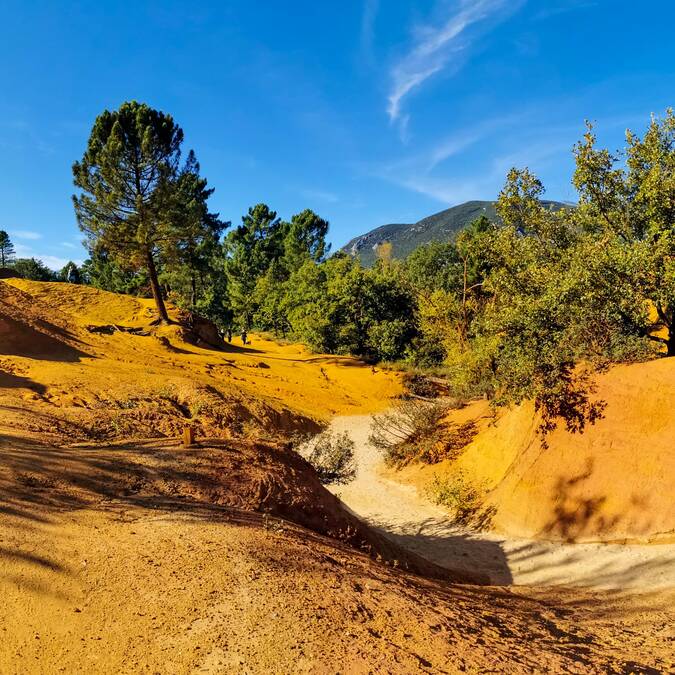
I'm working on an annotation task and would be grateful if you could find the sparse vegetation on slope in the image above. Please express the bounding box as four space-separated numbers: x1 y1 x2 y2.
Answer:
304 429 357 485
369 399 476 467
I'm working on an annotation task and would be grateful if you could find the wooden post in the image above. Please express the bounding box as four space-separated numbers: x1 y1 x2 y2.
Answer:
182 425 196 448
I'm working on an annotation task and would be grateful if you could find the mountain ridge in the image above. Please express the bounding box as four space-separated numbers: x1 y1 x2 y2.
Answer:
342 199 568 265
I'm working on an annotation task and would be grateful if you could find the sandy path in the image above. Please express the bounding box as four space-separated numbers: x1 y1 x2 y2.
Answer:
326 415 675 591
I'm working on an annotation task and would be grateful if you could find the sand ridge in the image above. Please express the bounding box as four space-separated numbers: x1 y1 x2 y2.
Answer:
0 279 402 443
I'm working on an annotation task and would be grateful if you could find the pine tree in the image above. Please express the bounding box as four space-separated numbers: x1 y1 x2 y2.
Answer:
0 230 15 267
225 204 285 328
72 101 214 322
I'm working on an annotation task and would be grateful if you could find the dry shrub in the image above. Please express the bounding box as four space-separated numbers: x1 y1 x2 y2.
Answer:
425 472 495 530
304 430 357 485
369 399 473 467
403 373 443 398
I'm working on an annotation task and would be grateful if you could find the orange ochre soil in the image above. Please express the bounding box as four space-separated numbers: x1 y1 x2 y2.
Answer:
390 358 675 544
1 279 673 673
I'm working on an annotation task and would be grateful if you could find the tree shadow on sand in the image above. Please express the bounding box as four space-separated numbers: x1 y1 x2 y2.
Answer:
0 372 47 394
364 515 513 585
0 313 91 363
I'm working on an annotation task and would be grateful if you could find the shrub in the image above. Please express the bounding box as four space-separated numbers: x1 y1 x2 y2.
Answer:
425 472 495 530
306 430 357 485
369 399 471 467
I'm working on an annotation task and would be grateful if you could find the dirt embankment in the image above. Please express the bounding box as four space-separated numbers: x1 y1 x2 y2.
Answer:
2 434 673 673
327 415 675 591
1 279 674 671
0 432 477 583
0 278 401 443
392 358 675 544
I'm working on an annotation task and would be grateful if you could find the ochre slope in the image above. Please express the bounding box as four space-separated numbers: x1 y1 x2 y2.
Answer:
1 280 674 670
0 279 401 441
1 434 671 673
394 358 675 543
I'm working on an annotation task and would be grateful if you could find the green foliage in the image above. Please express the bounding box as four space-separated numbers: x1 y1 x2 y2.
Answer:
0 231 15 266
306 430 357 485
46 104 675 438
252 258 291 336
73 100 223 322
282 255 417 360
159 150 228 313
404 217 493 368
573 111 675 355
81 245 149 295
284 208 330 267
59 261 82 283
12 258 55 281
425 472 494 529
392 111 674 436
224 203 285 328
224 205 330 331
405 241 460 293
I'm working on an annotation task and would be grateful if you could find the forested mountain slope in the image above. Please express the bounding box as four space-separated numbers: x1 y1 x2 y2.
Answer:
342 199 568 265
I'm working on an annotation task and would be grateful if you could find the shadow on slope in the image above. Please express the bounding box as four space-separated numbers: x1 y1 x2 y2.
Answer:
0 433 488 585
368 516 513 584
0 281 90 362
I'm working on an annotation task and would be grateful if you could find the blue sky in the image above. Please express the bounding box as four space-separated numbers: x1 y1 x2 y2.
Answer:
1 1 675 269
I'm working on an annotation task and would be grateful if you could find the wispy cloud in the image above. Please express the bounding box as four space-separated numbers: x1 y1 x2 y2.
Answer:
387 0 523 123
370 111 528 189
37 254 83 271
423 112 526 170
10 229 42 240
533 1 597 21
299 188 340 204
367 112 582 206
13 241 82 271
360 0 379 67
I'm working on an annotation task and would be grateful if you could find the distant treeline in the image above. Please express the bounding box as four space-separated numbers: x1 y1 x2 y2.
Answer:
4 102 673 433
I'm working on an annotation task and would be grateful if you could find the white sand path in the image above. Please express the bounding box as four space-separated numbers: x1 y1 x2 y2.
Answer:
325 415 675 592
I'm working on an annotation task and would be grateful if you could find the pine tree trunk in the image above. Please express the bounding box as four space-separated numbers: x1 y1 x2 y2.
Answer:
146 249 169 323
667 326 675 357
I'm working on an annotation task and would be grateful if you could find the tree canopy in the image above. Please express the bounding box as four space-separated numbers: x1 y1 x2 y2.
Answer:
61 105 675 436
0 231 15 267
73 100 223 322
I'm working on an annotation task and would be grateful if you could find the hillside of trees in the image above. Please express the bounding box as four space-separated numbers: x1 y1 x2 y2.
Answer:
5 102 674 436
339 199 568 265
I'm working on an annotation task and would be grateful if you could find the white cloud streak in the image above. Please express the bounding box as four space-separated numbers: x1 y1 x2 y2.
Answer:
387 0 523 122
10 229 42 240
36 254 84 271
360 0 380 66
300 188 340 203
367 113 582 207
14 241 84 271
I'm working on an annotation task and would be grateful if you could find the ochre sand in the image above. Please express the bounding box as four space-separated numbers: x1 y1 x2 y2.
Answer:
327 415 675 591
389 359 675 544
1 279 674 672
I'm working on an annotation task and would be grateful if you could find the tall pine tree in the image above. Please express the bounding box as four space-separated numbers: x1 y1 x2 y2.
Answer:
0 231 15 267
73 101 216 322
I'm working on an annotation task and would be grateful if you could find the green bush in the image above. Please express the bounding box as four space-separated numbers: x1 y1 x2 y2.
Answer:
426 472 495 530
306 430 357 485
